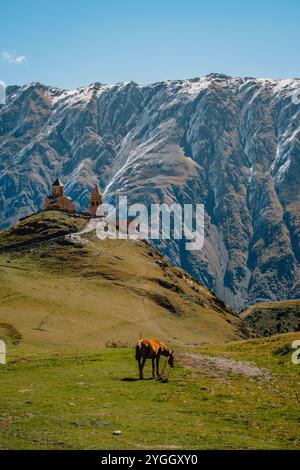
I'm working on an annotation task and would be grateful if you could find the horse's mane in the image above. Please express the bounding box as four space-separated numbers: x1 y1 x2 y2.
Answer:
159 342 172 356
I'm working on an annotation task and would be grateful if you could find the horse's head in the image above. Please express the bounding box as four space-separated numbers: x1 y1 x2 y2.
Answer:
168 350 175 368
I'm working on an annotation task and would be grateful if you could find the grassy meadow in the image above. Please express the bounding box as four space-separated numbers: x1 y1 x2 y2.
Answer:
0 333 300 450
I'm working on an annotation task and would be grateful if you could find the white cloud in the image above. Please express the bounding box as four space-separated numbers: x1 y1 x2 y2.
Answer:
1 51 27 64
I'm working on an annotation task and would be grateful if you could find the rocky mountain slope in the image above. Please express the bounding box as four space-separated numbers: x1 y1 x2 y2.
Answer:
0 211 250 351
0 74 300 309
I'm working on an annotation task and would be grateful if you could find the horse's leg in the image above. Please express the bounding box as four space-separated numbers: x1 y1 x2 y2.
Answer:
151 358 155 378
137 357 141 379
156 355 160 377
139 356 146 380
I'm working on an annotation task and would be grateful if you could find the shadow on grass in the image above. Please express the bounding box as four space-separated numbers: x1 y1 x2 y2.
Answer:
121 377 156 382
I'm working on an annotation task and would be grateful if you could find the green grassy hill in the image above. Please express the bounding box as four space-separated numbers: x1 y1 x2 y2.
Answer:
241 300 300 336
0 211 250 353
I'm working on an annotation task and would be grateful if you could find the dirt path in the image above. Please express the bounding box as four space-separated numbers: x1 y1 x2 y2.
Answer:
180 353 270 378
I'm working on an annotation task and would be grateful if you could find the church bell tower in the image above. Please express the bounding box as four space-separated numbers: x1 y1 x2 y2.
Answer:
89 184 103 216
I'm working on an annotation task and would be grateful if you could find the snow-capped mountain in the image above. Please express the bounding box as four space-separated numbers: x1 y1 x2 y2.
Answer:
0 74 299 309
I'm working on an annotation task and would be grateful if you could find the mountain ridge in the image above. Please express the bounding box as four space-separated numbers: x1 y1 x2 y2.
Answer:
1 74 299 309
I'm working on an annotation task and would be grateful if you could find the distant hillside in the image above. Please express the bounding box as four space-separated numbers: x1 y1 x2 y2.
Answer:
240 300 300 336
0 211 251 353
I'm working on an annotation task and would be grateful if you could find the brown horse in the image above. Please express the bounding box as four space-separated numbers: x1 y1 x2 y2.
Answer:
135 339 174 379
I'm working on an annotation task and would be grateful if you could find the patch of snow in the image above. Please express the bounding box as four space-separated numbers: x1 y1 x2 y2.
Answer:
248 165 254 183
274 158 291 184
182 79 210 95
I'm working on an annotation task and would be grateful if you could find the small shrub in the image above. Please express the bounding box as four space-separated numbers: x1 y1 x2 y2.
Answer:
273 343 293 356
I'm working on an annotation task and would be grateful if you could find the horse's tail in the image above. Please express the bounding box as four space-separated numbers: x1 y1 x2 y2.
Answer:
135 341 142 360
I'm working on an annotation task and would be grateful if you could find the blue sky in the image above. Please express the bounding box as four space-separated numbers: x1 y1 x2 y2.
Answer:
1 0 300 89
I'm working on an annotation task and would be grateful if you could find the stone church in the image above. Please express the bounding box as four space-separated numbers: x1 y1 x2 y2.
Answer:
44 178 103 216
